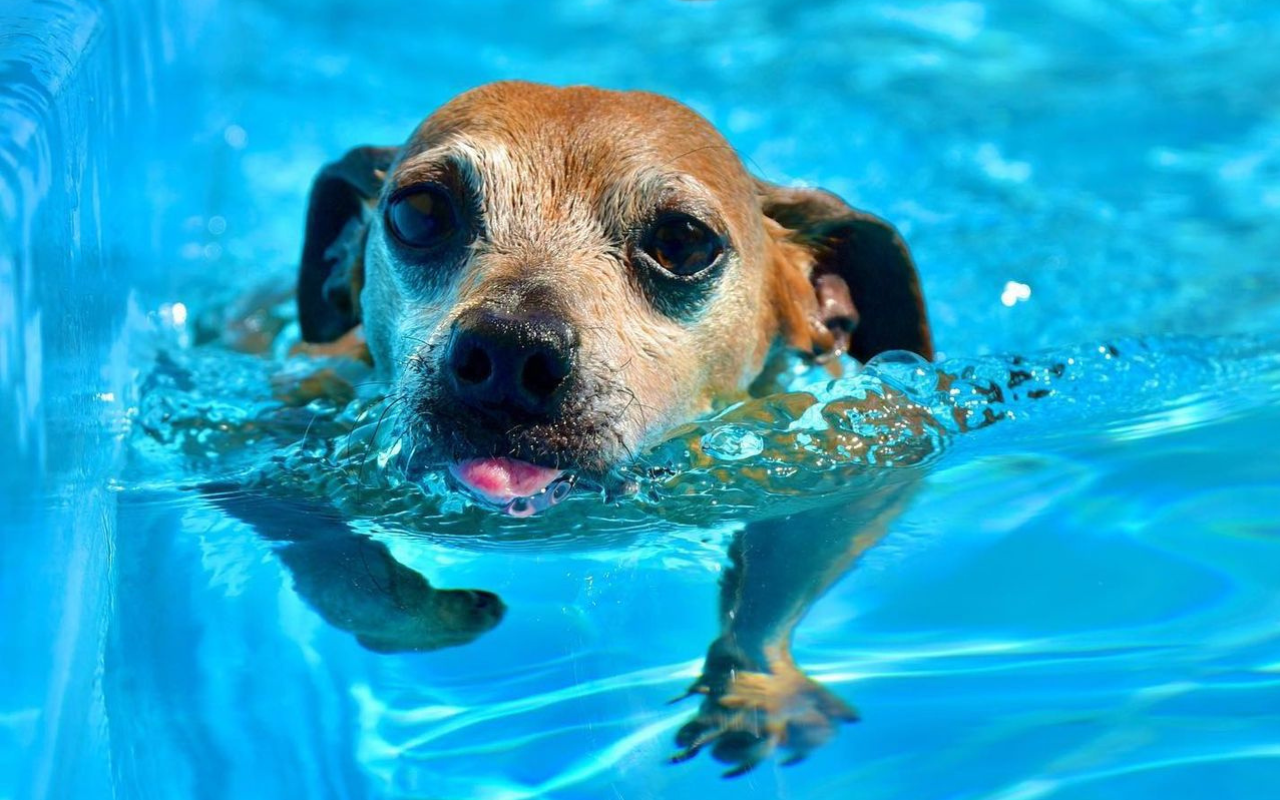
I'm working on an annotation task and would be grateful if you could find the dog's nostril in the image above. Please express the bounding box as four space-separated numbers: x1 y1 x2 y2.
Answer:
447 309 575 415
455 344 492 385
521 349 568 399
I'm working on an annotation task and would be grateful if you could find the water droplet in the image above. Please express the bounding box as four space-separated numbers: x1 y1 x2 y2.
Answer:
224 124 248 149
505 498 536 518
701 425 765 461
549 479 573 503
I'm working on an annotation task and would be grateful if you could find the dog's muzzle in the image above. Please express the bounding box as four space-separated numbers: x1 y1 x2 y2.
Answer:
433 306 580 511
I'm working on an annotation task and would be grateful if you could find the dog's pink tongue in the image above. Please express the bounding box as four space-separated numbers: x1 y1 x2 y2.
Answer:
448 458 564 504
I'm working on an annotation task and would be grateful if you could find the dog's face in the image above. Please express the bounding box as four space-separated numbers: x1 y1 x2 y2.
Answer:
367 83 788 487
298 82 931 504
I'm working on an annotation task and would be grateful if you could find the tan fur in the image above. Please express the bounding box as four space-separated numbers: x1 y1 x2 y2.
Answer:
296 80 932 475
361 82 805 466
761 216 833 359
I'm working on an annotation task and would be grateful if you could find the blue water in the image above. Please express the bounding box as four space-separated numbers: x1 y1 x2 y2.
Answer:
5 0 1280 798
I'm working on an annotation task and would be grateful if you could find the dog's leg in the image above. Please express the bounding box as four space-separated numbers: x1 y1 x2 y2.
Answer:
672 480 915 775
204 487 504 652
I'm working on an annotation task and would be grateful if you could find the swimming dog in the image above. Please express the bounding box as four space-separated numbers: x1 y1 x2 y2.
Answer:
269 81 933 775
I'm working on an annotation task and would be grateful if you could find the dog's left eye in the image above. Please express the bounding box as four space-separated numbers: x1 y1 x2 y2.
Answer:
642 214 724 277
386 184 459 248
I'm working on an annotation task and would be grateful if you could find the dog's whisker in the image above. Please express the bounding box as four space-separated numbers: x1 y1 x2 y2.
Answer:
355 540 392 598
354 396 404 498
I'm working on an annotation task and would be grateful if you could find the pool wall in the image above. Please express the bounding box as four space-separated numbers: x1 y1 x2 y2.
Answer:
0 2 209 797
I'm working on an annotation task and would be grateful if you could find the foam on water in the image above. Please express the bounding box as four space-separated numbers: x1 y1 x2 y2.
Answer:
130 298 1280 542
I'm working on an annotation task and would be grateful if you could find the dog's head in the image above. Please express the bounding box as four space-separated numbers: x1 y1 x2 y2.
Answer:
298 82 931 503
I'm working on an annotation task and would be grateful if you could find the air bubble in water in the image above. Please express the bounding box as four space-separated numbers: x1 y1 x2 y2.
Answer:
700 424 765 460
864 349 936 394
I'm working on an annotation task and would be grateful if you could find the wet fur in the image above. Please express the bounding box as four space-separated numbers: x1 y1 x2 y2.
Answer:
303 82 928 477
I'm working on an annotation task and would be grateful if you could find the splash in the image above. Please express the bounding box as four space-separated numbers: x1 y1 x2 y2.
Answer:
128 300 1280 535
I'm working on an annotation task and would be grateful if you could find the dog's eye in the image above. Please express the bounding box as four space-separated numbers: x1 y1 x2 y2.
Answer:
387 184 459 248
642 214 724 277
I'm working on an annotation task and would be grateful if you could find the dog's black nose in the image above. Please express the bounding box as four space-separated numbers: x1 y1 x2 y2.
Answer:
445 307 577 419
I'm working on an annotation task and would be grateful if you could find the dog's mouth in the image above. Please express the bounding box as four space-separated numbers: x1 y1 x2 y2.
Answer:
446 457 576 517
407 381 636 516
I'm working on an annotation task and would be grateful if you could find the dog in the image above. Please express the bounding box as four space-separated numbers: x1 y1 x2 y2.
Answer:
246 81 935 776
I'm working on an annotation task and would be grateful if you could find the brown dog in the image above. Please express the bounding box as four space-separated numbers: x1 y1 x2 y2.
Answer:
283 81 933 774
299 81 929 495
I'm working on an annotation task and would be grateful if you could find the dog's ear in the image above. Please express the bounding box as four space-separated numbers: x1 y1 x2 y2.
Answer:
759 181 933 363
297 145 397 343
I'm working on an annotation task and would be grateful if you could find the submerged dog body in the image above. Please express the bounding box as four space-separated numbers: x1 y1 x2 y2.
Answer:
264 80 936 774
299 81 931 502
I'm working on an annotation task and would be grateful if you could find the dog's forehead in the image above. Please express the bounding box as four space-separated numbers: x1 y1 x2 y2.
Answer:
395 82 752 206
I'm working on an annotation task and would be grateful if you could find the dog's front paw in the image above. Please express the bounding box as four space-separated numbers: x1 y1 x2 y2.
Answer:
281 537 506 653
671 642 857 777
354 586 506 653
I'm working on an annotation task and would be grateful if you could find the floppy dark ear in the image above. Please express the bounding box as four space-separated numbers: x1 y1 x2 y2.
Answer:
297 145 397 343
759 182 933 363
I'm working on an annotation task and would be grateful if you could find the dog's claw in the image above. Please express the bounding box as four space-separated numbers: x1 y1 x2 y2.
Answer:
669 745 708 765
668 652 855 775
722 759 765 779
675 721 720 749
670 725 724 763
666 683 707 705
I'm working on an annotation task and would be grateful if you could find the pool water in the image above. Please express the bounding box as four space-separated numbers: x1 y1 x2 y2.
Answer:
7 0 1280 798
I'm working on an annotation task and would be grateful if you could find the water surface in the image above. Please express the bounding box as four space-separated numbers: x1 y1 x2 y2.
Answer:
18 0 1280 798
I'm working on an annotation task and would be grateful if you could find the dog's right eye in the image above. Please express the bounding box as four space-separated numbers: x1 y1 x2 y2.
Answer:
386 184 459 249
